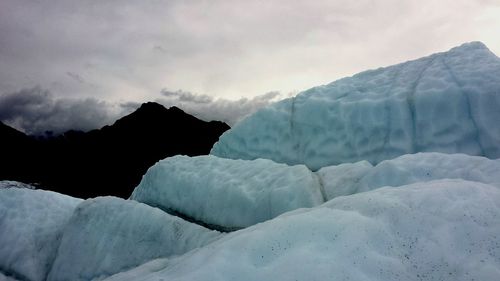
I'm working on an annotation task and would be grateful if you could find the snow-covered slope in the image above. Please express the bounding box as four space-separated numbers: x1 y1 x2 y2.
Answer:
0 188 82 281
104 180 500 281
317 152 500 199
211 42 500 170
47 197 221 281
131 155 324 230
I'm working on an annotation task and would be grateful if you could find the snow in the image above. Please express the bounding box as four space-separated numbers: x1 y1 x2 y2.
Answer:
131 155 324 230
211 42 500 170
103 180 500 281
0 187 82 281
317 152 500 200
47 197 221 281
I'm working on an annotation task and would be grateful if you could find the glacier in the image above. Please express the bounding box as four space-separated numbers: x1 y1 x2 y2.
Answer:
0 188 82 281
317 152 500 200
211 42 500 170
47 197 220 281
103 180 500 281
130 155 324 230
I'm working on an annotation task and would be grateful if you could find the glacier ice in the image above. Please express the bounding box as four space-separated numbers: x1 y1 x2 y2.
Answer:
0 188 82 281
0 272 19 281
131 155 324 230
317 152 500 200
103 180 500 281
47 197 221 281
211 42 500 170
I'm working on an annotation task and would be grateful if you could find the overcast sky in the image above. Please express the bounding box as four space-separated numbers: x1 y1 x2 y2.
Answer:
1 0 499 134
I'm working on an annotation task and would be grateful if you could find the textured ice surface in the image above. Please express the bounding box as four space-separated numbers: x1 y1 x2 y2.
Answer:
317 152 500 199
103 180 500 281
0 272 20 281
0 188 82 281
211 42 500 170
316 160 374 200
47 197 220 281
131 155 324 230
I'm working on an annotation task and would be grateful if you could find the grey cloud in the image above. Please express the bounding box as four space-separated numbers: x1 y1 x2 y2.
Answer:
157 89 291 126
66 72 86 84
0 87 124 135
119 101 142 112
161 89 213 104
2 0 499 103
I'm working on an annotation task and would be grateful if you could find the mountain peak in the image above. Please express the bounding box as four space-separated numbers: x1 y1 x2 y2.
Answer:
136 102 167 112
133 102 187 117
450 41 488 52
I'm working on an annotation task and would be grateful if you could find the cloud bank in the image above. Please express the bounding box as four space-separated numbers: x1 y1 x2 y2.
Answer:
0 87 129 135
157 89 293 126
0 87 290 135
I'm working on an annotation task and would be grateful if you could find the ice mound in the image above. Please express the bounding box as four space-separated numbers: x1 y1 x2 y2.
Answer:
131 155 324 230
211 42 500 170
0 187 82 281
102 180 500 281
317 152 500 199
47 197 221 281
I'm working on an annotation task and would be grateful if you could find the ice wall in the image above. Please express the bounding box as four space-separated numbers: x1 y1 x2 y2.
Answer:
131 155 324 230
211 42 500 170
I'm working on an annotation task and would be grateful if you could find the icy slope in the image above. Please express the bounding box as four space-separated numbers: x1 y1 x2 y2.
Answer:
47 197 221 281
0 188 82 281
131 155 324 230
103 180 500 281
317 152 500 199
211 42 500 170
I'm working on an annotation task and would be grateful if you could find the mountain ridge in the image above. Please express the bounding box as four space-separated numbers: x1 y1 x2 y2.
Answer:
0 102 230 198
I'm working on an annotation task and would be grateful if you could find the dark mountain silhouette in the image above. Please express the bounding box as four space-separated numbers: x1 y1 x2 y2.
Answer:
0 102 230 198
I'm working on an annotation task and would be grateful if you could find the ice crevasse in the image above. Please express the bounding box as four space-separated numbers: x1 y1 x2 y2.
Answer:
211 42 500 170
